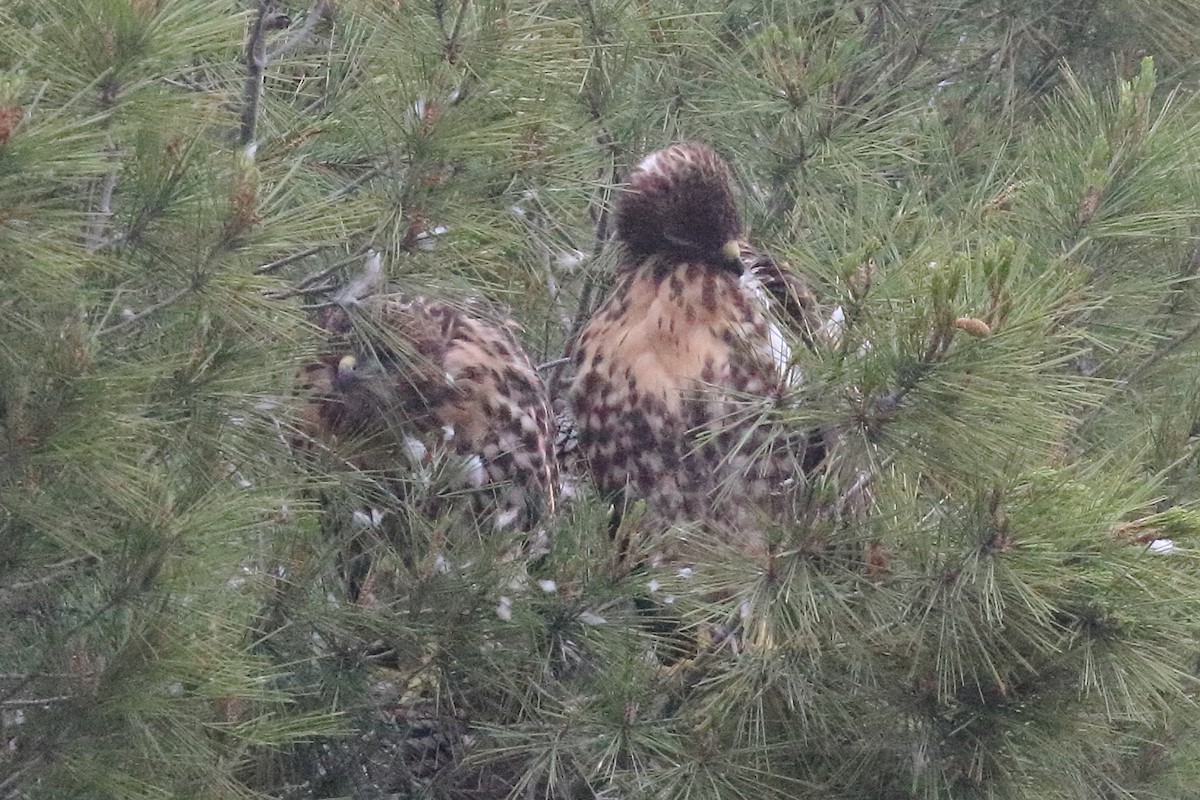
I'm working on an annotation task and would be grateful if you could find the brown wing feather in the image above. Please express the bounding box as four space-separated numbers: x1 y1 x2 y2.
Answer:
739 242 822 349
300 294 558 533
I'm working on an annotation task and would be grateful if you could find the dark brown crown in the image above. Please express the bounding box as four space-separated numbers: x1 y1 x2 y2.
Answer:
614 141 743 270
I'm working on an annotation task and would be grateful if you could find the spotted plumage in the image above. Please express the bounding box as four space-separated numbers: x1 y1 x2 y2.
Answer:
739 241 821 353
568 142 818 560
299 292 558 538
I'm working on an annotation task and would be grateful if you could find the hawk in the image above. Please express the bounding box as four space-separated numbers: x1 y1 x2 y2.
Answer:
298 287 559 592
568 141 820 563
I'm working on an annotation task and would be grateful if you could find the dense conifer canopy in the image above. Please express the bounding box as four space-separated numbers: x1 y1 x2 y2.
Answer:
4 2 1200 798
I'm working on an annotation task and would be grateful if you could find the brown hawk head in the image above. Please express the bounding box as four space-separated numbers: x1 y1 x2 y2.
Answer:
614 141 744 273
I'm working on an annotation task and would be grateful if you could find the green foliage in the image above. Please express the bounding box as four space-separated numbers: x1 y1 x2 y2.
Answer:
4 1 1200 798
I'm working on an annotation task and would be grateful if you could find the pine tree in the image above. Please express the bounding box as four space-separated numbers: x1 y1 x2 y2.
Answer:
5 1 1200 799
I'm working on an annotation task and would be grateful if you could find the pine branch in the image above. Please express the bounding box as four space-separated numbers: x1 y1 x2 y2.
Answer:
83 156 118 252
6 556 94 589
263 247 372 300
0 756 43 797
870 323 957 425
94 284 193 337
256 245 324 275
1 695 72 708
83 70 124 250
1077 316 1200 431
12 3 1200 796
442 0 471 62
267 0 333 62
238 1 295 147
1154 232 1200 320
549 3 622 395
327 160 388 200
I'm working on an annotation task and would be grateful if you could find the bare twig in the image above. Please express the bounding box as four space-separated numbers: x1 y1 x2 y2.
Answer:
835 465 881 522
95 284 193 338
871 332 953 421
267 0 332 61
444 0 471 61
838 469 874 512
255 160 385 275
84 163 118 252
255 245 323 274
328 160 388 200
1154 233 1200 320
239 1 293 147
6 556 94 590
0 755 43 796
1077 317 1200 432
832 432 918 521
262 248 373 300
1 695 72 708
84 69 123 250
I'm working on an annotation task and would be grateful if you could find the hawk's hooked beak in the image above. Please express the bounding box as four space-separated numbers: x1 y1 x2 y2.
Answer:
333 355 358 390
720 240 743 274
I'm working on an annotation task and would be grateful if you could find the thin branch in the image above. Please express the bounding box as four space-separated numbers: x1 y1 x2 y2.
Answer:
433 0 450 37
267 0 333 61
95 284 193 338
293 250 372 290
7 556 94 590
255 157 386 275
838 469 874 513
256 245 324 275
444 0 471 62
84 163 118 252
549 1 624 396
1154 233 1200 320
327 160 389 201
262 248 372 300
871 333 952 420
265 281 337 301
0 671 76 681
1077 316 1200 431
549 155 616 398
84 70 123 250
1087 233 1200 383
0 755 43 796
831 433 916 521
239 1 293 147
1 695 72 708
